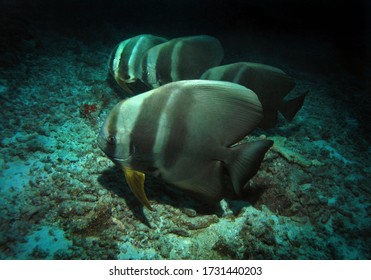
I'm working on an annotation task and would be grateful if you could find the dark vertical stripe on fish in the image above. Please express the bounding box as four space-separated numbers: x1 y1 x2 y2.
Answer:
162 86 193 169
156 43 173 85
176 41 207 80
109 45 119 73
117 39 137 78
220 67 240 83
141 54 149 86
176 38 223 81
104 102 121 159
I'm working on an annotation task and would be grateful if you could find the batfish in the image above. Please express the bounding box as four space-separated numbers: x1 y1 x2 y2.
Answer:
108 34 168 93
201 62 307 129
97 80 273 210
140 35 224 88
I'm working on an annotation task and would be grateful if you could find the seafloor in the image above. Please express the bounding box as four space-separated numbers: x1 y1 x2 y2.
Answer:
0 2 370 259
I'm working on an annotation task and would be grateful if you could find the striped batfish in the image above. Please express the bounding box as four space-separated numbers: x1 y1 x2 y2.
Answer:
140 35 224 88
201 62 308 129
108 34 168 93
97 80 273 210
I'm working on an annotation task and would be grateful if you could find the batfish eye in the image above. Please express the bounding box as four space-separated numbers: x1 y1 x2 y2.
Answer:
107 135 116 145
123 73 130 80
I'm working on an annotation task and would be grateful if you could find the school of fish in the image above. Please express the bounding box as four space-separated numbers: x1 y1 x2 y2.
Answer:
98 34 307 210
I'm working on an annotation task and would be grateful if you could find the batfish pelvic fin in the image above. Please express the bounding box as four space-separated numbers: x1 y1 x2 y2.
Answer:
117 78 134 94
123 167 153 211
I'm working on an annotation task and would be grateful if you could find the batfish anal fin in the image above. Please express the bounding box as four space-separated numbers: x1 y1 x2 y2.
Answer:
169 161 225 203
279 90 308 121
178 161 224 203
123 167 153 211
226 140 273 195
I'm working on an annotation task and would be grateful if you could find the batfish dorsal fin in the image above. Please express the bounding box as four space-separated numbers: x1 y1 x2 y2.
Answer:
184 81 263 146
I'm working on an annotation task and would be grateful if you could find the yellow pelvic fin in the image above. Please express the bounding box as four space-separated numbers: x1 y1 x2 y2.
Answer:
123 167 153 211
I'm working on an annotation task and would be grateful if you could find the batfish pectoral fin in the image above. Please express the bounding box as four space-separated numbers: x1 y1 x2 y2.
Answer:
123 167 153 211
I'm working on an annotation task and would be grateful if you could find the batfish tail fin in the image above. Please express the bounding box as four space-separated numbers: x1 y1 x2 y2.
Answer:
279 90 308 121
225 140 273 196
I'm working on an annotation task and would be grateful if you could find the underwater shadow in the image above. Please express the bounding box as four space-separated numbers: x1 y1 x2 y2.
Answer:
144 174 266 217
97 166 152 227
97 166 230 225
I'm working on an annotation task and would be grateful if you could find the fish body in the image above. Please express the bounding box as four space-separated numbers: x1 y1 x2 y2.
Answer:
98 80 273 207
108 34 168 92
201 62 306 128
140 35 224 88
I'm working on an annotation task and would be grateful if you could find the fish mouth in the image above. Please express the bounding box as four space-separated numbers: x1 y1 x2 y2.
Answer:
96 135 106 151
